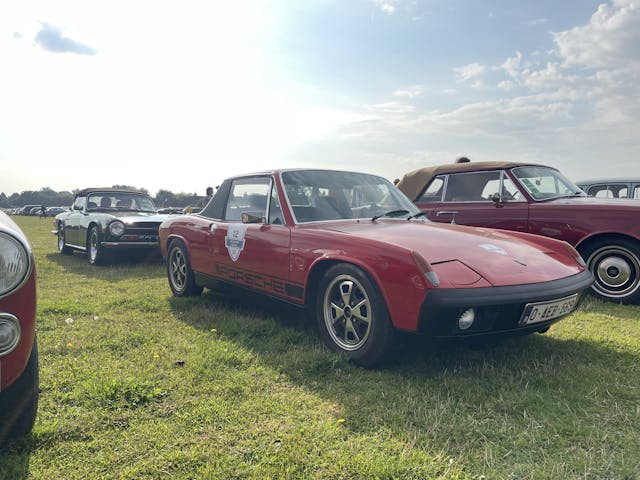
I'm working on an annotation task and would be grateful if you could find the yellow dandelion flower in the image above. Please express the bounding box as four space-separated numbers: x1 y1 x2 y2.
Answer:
153 353 160 359
210 328 217 333
337 418 346 424
66 343 73 349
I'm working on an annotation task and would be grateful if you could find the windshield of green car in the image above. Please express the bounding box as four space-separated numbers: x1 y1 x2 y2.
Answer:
87 193 157 212
511 166 586 200
281 170 420 223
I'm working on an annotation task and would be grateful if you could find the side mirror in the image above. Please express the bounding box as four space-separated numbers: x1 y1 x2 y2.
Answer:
490 193 502 204
241 212 264 224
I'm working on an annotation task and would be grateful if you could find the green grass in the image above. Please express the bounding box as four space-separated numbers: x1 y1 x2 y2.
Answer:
1 216 639 479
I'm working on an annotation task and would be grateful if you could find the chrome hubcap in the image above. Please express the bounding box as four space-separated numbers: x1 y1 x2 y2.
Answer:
588 246 640 298
170 248 187 290
90 232 98 261
58 230 64 251
323 274 371 351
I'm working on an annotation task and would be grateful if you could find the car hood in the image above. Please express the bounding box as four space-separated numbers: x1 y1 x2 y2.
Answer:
107 212 172 223
313 220 582 286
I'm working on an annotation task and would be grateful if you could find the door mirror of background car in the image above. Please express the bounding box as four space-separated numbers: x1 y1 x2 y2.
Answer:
490 192 502 204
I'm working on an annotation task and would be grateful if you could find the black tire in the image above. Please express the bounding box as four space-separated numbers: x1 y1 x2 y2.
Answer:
581 238 640 303
315 263 395 367
0 338 39 443
167 240 203 297
57 224 73 255
87 226 107 265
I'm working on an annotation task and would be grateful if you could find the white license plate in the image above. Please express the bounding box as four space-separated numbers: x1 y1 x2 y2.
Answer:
520 294 579 325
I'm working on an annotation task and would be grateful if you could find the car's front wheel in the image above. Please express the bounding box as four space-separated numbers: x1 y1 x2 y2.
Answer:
57 224 72 255
582 238 640 303
315 263 395 366
167 240 203 297
87 226 107 265
0 338 39 443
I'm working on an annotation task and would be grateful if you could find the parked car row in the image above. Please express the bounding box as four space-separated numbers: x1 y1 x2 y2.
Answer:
5 160 636 442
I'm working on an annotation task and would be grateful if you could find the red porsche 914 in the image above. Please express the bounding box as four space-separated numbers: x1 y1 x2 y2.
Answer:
159 169 592 366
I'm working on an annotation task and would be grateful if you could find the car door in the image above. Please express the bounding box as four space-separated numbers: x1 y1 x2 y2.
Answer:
417 170 529 232
207 176 292 299
64 195 87 247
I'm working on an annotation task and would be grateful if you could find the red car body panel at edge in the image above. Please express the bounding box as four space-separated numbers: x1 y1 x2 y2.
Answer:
0 211 39 442
159 169 592 366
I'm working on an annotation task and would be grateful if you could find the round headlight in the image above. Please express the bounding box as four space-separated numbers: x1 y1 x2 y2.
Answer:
0 232 29 297
458 308 475 330
109 221 125 237
0 314 21 355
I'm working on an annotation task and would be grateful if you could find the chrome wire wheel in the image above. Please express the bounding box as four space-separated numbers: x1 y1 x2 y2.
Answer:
587 244 640 300
322 274 372 351
169 246 187 292
89 229 99 263
57 228 65 252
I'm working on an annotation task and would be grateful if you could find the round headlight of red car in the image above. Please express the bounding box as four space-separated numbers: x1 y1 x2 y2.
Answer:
109 220 125 237
0 232 30 298
0 314 21 356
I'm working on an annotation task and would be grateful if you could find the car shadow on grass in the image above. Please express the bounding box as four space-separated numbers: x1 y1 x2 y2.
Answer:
0 434 35 480
44 251 165 283
168 285 639 432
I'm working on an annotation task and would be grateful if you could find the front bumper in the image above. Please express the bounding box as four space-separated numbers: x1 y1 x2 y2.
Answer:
101 241 159 248
420 270 593 339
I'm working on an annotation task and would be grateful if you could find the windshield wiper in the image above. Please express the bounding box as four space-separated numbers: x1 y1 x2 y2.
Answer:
371 209 410 221
407 212 427 220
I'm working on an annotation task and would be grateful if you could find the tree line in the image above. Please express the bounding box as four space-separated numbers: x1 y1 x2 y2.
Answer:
0 186 205 209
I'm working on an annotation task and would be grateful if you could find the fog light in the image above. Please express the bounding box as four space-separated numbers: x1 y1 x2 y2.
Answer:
458 308 475 330
0 314 21 355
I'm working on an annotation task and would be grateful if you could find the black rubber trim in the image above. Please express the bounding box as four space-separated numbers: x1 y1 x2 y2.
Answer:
424 270 593 307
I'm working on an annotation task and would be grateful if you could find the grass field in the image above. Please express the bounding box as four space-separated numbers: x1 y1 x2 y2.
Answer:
1 216 639 479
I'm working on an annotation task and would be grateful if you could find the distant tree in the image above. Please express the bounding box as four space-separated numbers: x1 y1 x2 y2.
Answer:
0 192 9 208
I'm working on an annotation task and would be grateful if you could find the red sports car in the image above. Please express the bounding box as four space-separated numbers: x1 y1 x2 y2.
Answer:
397 161 640 303
159 169 592 365
0 211 38 442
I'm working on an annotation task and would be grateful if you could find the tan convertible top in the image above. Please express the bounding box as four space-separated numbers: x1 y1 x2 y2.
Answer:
396 161 546 201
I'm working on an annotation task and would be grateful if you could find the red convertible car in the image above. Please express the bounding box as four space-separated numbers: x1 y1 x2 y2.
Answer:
0 211 38 442
159 169 592 365
398 161 640 304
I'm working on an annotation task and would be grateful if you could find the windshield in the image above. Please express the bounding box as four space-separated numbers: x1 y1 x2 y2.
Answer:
511 166 585 200
87 193 157 212
282 170 419 223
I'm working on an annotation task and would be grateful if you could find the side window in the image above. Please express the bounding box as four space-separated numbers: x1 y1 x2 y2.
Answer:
268 184 284 225
417 176 445 203
634 186 640 199
74 196 87 210
445 171 499 202
224 177 270 222
501 177 525 201
589 185 627 198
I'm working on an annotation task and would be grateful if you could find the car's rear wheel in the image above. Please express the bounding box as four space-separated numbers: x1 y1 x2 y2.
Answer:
582 239 640 303
57 224 72 254
315 263 395 366
0 338 39 443
87 226 107 265
167 240 203 297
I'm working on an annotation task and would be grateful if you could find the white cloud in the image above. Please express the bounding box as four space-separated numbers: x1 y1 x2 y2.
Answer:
554 0 640 69
454 63 487 82
392 85 424 98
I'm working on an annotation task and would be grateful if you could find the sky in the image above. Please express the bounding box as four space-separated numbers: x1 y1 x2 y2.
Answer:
1 0 639 196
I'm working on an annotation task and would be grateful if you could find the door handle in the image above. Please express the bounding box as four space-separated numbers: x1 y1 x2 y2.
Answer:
435 210 458 225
